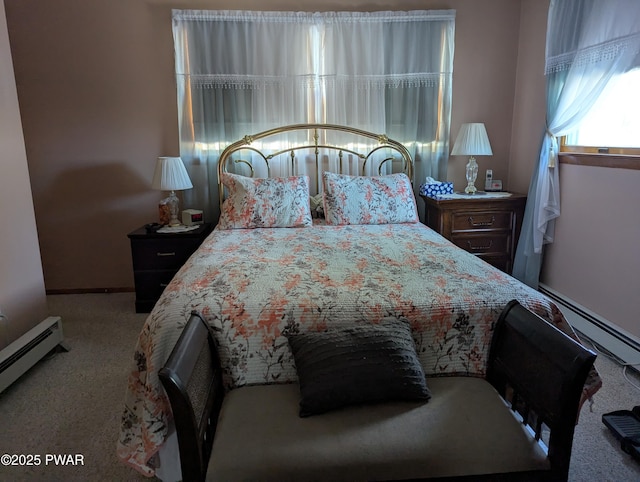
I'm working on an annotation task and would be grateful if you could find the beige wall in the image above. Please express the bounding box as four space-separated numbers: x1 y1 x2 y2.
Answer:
508 0 548 194
0 1 48 349
541 165 640 338
447 0 520 188
5 0 524 291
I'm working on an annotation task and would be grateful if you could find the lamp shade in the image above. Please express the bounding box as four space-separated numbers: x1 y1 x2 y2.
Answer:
151 157 193 191
451 123 493 156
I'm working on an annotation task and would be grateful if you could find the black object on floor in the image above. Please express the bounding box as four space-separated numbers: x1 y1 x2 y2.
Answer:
602 406 640 461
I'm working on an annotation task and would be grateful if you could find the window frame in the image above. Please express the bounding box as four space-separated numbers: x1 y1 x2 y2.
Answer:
560 138 640 157
560 132 640 170
558 148 640 171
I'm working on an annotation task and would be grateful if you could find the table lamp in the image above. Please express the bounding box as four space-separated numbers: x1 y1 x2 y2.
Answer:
152 156 193 226
451 123 493 194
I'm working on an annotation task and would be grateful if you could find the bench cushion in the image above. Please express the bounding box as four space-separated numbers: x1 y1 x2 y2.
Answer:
207 377 549 481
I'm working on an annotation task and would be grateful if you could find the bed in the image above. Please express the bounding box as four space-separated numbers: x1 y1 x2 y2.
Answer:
116 124 602 479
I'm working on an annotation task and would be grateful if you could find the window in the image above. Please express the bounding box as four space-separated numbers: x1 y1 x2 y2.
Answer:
562 68 640 156
172 10 456 219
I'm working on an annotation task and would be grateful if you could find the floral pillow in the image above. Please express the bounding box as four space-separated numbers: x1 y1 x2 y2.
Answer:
322 172 419 225
218 173 313 229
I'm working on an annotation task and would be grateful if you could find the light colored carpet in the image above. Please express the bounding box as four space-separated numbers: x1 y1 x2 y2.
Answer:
0 293 148 482
0 292 638 481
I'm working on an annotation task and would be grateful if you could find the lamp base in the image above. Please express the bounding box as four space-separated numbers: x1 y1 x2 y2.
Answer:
464 183 478 194
464 157 479 195
160 191 183 227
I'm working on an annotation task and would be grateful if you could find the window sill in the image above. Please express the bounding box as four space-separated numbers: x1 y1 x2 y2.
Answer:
559 152 640 171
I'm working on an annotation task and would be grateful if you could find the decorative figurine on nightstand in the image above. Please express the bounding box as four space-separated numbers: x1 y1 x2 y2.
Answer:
451 123 493 194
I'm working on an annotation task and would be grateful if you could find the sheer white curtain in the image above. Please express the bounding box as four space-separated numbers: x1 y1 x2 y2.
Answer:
172 10 455 222
513 0 640 288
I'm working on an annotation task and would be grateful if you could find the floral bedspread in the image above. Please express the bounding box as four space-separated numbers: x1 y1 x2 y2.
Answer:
117 222 602 477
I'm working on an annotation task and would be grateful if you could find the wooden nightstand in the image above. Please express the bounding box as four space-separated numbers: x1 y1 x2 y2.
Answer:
128 223 214 312
421 193 526 274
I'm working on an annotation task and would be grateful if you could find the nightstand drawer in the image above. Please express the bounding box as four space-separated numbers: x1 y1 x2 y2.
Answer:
420 194 526 275
133 270 177 300
451 211 513 232
451 234 510 255
128 223 213 313
131 239 200 270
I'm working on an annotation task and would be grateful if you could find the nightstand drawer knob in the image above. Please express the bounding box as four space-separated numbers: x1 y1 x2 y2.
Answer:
468 216 495 227
157 251 176 257
467 240 493 251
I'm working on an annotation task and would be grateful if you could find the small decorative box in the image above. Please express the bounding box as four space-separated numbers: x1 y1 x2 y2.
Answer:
419 181 453 198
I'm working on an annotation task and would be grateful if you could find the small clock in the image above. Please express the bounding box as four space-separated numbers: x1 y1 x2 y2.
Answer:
182 209 204 226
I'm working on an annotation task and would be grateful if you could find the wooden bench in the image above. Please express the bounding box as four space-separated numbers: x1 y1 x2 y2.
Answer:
159 300 596 481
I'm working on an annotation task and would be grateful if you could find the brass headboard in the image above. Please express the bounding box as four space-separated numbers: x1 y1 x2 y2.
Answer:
217 123 413 206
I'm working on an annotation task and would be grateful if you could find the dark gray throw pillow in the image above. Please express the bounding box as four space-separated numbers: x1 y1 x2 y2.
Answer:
287 322 431 417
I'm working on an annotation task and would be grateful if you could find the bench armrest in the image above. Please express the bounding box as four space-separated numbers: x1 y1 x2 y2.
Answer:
158 312 224 482
487 300 596 481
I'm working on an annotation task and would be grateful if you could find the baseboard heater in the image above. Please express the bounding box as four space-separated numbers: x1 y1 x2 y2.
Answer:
0 316 68 393
539 284 640 367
